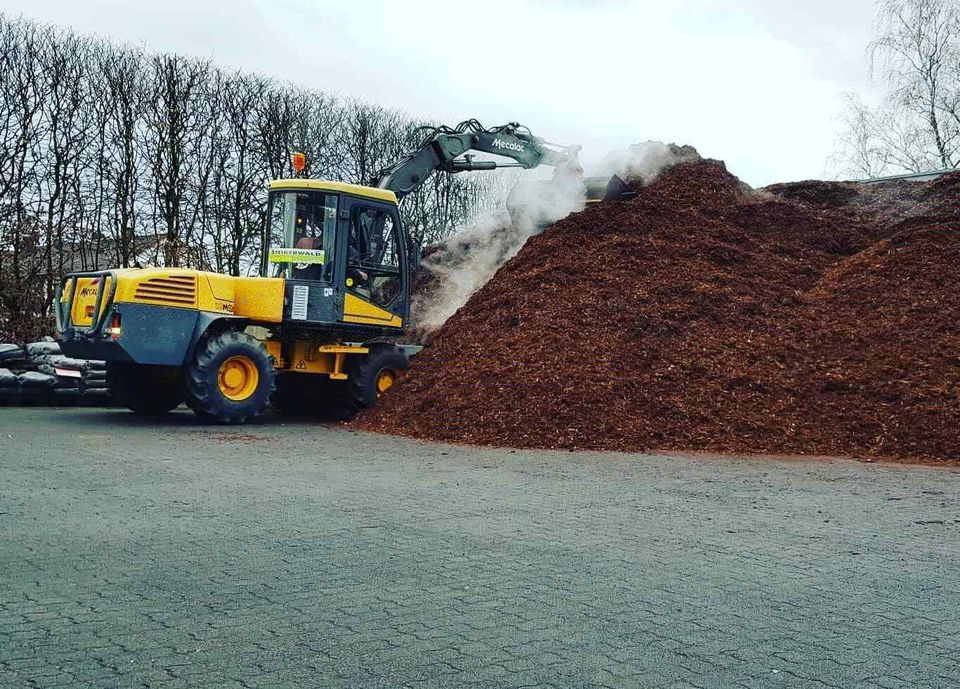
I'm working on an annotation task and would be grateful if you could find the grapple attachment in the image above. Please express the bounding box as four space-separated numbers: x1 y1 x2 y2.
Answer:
584 175 636 205
506 174 636 229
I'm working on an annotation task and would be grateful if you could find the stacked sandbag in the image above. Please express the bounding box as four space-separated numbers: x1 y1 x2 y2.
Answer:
16 370 56 405
35 354 88 377
40 355 85 405
79 360 111 404
1 344 28 405
25 340 61 359
0 367 17 405
28 340 112 405
25 342 74 406
0 343 26 367
0 338 112 407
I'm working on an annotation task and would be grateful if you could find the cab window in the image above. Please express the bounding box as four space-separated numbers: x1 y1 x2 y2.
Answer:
266 191 338 281
347 207 402 307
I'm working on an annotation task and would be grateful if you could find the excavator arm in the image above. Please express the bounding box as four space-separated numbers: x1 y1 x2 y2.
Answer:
373 119 634 245
373 120 583 198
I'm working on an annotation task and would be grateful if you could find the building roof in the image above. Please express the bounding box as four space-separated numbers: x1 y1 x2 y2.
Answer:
858 168 957 184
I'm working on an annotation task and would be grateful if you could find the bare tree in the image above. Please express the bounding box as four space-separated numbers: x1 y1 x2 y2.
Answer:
144 53 215 267
339 101 410 185
0 18 48 340
35 26 97 309
256 85 297 182
98 45 148 267
871 0 959 168
836 0 960 177
209 73 270 276
833 92 939 176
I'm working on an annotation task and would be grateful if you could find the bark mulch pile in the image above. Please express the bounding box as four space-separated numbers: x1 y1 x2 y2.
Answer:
356 159 960 462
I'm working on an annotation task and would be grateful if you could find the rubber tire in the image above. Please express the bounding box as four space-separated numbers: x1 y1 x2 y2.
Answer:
184 330 275 424
345 345 409 414
106 362 184 415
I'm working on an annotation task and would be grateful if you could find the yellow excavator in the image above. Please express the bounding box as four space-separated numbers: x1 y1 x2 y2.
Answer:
56 120 631 423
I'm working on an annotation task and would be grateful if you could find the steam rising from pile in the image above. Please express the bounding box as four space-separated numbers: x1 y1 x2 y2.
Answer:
411 210 529 334
597 141 701 181
411 142 701 334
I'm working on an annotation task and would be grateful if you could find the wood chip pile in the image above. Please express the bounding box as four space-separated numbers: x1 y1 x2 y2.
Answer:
356 160 960 461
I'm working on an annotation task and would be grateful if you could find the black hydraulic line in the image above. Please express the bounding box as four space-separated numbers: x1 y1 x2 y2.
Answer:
372 119 581 200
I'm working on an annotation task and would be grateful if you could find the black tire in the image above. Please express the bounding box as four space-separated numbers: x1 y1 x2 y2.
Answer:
345 345 409 414
106 362 184 415
184 330 275 424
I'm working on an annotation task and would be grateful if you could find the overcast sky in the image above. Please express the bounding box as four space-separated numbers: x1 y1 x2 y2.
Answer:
6 0 883 185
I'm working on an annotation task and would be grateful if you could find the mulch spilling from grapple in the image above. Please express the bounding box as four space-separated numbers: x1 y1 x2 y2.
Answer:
356 160 960 461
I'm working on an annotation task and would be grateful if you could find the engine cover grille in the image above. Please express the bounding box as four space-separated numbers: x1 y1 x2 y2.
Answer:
133 275 198 307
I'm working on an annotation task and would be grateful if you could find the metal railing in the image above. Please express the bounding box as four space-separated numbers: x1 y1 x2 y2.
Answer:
56 270 119 337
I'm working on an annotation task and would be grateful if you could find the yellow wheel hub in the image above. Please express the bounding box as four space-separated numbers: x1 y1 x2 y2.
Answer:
218 355 259 401
375 369 396 397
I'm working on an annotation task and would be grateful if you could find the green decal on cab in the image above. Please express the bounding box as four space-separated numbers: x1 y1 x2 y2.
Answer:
269 248 325 264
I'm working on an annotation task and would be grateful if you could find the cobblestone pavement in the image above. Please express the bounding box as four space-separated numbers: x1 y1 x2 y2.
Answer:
1 407 959 688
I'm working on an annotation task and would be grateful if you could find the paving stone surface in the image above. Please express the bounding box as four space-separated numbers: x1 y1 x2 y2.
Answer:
1 407 958 688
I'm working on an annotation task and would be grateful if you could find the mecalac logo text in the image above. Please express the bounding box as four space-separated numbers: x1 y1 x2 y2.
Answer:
492 139 524 153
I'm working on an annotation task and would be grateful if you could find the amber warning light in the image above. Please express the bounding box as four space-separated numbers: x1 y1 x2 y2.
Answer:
292 152 306 174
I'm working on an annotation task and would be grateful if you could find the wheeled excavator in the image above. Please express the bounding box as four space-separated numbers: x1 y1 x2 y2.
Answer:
56 120 632 423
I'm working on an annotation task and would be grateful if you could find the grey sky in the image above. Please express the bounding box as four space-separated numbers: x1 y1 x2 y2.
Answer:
7 0 883 185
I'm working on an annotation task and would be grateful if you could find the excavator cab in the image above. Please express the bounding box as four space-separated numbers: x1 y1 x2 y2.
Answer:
263 180 409 333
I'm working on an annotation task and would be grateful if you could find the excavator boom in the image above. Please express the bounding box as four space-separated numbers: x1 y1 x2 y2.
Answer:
373 118 634 231
373 120 582 198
